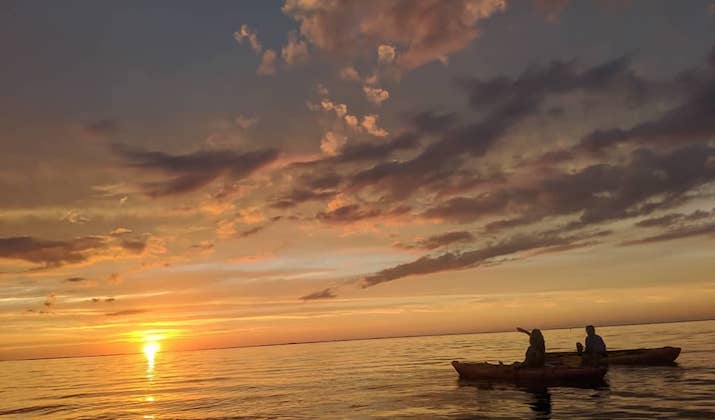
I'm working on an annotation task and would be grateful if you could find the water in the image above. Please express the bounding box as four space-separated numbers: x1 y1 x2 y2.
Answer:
1 320 714 419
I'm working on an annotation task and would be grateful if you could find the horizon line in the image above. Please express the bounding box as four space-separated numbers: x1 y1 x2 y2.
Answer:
3 316 713 363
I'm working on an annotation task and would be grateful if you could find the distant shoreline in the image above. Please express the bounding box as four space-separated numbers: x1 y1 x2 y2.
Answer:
3 317 713 363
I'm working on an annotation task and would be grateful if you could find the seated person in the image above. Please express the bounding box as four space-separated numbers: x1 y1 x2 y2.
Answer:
522 328 546 368
577 325 607 365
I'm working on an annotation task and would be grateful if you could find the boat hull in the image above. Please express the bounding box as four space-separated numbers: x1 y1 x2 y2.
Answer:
451 361 607 383
545 346 681 366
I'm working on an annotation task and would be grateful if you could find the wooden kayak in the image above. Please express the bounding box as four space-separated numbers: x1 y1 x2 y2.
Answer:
451 361 607 383
545 346 681 366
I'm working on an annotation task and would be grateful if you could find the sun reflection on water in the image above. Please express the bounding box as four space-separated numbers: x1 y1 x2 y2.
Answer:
143 341 160 372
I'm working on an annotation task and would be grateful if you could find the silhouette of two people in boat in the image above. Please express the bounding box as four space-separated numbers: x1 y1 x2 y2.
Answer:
517 325 608 367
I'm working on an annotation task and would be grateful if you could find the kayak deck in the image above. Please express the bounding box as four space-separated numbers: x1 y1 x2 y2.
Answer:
452 361 607 383
545 346 681 366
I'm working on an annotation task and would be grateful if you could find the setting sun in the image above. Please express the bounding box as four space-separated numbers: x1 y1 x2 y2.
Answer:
143 342 160 358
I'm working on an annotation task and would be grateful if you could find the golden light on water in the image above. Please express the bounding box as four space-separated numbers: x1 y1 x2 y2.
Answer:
143 341 160 371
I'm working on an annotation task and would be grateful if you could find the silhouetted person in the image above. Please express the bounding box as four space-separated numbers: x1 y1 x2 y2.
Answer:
519 328 546 368
577 325 607 366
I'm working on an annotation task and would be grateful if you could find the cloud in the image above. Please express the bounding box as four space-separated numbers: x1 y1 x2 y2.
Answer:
363 86 390 105
316 203 410 224
61 210 89 224
316 83 329 96
362 229 588 287
399 231 476 250
421 192 510 223
623 222 715 246
282 30 309 65
377 44 397 65
113 143 279 197
320 131 348 156
235 114 259 129
110 227 133 236
361 114 388 137
0 236 107 268
333 132 420 163
319 99 349 117
301 288 336 300
119 237 148 253
423 144 715 228
344 115 358 127
271 188 336 209
338 66 361 82
233 24 262 53
282 0 507 70
106 309 147 317
579 80 715 152
257 49 278 75
63 276 87 283
409 111 458 134
635 209 713 228
238 225 267 238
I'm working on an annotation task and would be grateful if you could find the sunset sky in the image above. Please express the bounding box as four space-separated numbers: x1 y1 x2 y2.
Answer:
2 0 715 360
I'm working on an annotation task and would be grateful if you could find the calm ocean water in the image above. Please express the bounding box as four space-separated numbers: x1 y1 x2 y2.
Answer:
1 320 714 419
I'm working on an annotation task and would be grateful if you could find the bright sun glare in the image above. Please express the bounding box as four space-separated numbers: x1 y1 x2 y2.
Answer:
143 341 160 358
143 341 160 372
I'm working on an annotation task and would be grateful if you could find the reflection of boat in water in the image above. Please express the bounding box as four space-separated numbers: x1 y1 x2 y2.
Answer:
545 346 681 366
452 361 608 384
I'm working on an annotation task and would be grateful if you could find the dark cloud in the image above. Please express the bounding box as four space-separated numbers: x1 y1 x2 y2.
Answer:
105 297 115 302
459 55 650 112
343 59 636 199
271 189 336 209
238 225 267 238
408 111 458 134
623 222 715 246
119 238 147 253
421 192 511 223
579 81 715 152
424 144 715 229
399 231 475 250
113 143 279 197
335 132 420 164
0 236 107 268
316 204 410 224
300 288 336 300
63 276 87 283
635 209 713 228
362 230 589 287
106 309 147 317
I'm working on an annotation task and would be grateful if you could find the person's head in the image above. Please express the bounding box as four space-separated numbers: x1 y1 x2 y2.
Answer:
530 329 545 348
586 325 596 336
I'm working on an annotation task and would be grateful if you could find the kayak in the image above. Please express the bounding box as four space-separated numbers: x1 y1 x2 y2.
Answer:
451 361 607 383
545 346 681 366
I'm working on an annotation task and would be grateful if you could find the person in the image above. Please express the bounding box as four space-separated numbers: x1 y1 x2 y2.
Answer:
519 328 546 368
577 325 607 365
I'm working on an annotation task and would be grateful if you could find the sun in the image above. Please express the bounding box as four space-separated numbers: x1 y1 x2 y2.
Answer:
143 341 160 358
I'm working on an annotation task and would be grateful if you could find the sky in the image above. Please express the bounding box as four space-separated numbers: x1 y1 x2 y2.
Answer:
1 0 715 360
